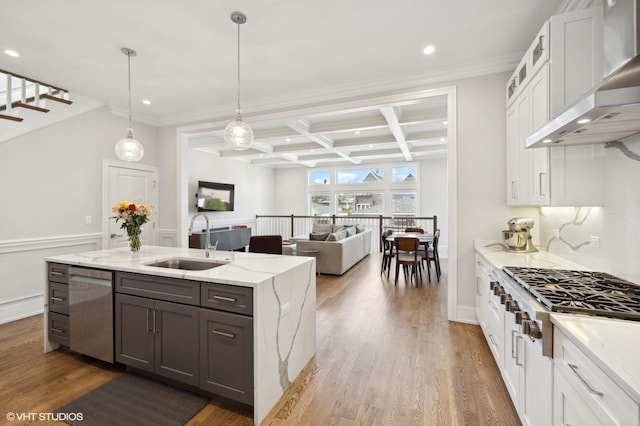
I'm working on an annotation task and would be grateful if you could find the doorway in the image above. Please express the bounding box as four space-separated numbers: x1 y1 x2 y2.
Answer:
102 160 159 249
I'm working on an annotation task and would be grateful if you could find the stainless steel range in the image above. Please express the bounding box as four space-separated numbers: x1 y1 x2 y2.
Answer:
497 266 640 357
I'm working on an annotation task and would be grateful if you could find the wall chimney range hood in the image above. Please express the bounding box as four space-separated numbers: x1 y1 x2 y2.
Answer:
526 0 640 148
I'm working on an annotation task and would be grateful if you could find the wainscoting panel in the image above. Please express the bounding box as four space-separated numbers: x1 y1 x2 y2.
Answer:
157 229 177 247
0 233 101 324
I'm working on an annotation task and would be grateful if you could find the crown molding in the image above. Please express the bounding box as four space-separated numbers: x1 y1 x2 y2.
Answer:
111 54 520 130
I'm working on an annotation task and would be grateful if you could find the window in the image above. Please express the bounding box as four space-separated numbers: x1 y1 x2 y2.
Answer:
392 166 417 183
336 192 384 215
336 168 384 184
309 171 330 185
391 192 417 215
309 193 330 216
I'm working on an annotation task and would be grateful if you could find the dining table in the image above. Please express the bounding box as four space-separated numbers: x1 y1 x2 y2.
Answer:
385 232 434 281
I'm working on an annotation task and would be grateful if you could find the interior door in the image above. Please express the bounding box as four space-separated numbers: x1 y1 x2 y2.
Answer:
106 163 159 249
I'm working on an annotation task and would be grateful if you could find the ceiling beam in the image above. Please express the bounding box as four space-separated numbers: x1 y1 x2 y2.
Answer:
380 106 412 161
285 119 361 164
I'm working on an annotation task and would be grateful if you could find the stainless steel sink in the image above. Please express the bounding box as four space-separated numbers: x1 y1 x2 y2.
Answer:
145 258 227 271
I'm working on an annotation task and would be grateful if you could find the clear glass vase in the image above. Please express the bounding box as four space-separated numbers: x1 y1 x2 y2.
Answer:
128 228 142 252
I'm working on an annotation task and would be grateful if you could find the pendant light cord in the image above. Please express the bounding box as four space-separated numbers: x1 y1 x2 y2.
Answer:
236 20 241 119
127 51 133 132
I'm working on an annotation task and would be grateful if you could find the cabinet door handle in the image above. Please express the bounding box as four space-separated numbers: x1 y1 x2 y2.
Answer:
539 172 547 196
515 335 524 366
146 308 152 333
213 295 237 303
511 330 518 358
488 300 497 310
212 329 236 339
567 363 603 397
51 296 65 302
50 271 64 276
153 309 158 334
50 327 65 334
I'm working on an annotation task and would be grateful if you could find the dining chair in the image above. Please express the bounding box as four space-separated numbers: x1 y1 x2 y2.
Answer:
422 229 441 281
380 230 394 277
394 236 422 286
404 227 424 233
248 235 283 254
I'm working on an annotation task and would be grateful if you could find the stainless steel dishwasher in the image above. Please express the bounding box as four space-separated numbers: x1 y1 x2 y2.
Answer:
68 266 114 363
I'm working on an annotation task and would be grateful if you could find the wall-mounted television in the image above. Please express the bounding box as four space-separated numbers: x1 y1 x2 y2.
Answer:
196 181 235 212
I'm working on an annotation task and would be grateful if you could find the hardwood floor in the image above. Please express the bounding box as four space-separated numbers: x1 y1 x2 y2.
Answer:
0 254 518 425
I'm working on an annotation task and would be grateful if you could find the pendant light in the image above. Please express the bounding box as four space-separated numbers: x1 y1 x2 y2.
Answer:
224 11 254 150
115 47 144 162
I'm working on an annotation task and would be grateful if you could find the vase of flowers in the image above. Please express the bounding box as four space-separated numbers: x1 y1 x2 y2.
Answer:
111 201 152 253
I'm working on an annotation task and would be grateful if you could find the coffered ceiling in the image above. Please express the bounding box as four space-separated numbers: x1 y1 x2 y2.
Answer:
1 0 568 167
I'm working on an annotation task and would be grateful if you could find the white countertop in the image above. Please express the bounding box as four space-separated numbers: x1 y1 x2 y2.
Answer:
46 245 313 287
552 313 640 404
474 239 589 271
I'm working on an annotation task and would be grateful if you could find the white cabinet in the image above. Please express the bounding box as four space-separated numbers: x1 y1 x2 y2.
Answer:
475 255 490 331
554 327 640 425
503 305 553 426
506 6 604 207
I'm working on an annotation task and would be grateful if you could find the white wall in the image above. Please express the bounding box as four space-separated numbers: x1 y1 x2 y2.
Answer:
454 73 538 313
186 150 275 230
538 134 640 283
0 106 158 323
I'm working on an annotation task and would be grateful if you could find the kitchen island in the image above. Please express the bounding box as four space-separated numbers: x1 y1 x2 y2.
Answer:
45 246 316 425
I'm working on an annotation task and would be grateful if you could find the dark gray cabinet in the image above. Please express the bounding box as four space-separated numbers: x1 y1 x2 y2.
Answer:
114 271 254 405
47 263 70 345
200 308 253 405
189 227 251 251
115 293 200 386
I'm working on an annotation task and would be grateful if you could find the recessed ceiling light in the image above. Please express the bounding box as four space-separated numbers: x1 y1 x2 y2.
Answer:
423 45 435 55
355 131 361 135
443 121 448 125
368 144 374 148
577 118 591 124
542 138 553 144
285 138 291 142
440 138 445 142
142 99 151 105
4 49 19 57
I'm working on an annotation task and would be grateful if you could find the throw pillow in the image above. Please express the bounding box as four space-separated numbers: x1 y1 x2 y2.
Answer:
355 224 365 233
309 232 330 241
345 226 356 237
326 229 347 241
332 224 344 233
312 223 334 233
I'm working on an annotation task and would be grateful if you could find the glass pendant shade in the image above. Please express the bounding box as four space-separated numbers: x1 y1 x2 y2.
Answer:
115 47 144 162
115 128 144 161
225 117 254 150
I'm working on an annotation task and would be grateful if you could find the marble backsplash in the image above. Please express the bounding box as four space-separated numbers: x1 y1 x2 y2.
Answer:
538 135 640 283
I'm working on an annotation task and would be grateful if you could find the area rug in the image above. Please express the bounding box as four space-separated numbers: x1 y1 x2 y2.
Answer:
55 373 209 426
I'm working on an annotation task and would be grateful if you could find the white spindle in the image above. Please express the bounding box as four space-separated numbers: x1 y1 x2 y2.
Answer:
6 73 12 113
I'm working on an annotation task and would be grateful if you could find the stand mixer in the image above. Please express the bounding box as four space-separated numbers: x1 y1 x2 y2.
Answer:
502 217 538 253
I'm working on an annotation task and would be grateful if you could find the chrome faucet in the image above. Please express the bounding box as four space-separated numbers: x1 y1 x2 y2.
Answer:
189 213 212 258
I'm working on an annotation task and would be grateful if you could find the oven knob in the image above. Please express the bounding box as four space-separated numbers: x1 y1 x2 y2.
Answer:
515 311 530 324
506 300 520 312
493 285 505 296
489 281 498 290
500 294 512 305
523 320 543 339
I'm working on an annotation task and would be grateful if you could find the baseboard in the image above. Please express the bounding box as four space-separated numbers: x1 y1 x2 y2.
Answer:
453 305 478 325
0 294 43 325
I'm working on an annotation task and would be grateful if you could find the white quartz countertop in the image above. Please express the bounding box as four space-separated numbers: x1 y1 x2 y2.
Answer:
552 313 640 404
46 245 314 288
474 240 589 271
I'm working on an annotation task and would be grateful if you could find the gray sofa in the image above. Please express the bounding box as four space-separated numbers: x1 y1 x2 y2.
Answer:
292 224 372 275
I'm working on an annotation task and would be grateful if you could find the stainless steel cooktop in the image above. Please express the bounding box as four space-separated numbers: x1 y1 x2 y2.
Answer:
502 266 640 320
